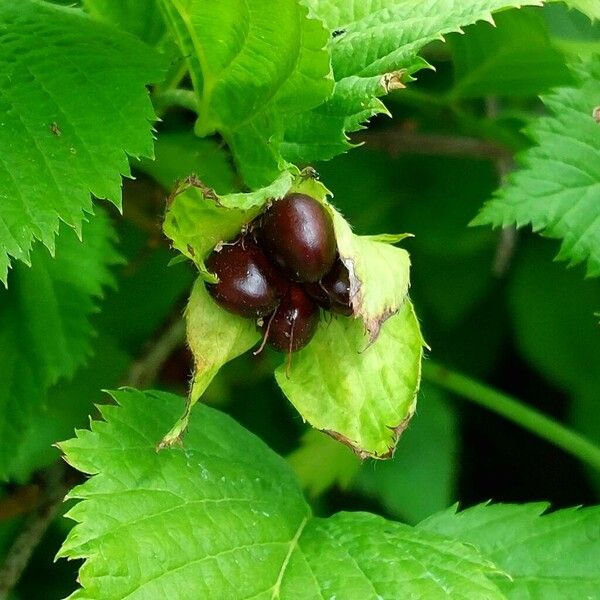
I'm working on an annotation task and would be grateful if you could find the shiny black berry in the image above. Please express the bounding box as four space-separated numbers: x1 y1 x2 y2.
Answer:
305 258 353 316
258 193 337 283
206 239 286 318
263 284 319 352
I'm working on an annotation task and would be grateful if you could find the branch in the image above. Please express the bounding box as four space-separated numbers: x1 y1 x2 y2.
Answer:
422 360 600 472
353 130 512 161
485 97 518 276
124 318 187 388
0 465 72 598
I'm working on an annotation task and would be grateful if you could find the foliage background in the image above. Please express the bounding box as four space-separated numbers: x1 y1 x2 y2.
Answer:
0 1 598 598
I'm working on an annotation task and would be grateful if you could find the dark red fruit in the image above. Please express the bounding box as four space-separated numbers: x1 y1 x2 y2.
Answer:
258 193 337 283
263 285 319 352
304 280 329 309
206 239 286 318
305 258 353 316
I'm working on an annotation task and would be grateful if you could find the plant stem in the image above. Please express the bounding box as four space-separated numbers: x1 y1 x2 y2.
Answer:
153 88 199 115
354 130 510 161
422 361 600 472
124 318 187 389
0 465 71 598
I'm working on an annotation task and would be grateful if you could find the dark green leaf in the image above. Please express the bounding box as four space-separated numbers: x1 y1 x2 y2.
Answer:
0 212 119 479
0 0 164 282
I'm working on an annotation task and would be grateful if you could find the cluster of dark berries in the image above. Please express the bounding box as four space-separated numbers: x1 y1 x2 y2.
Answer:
206 193 352 353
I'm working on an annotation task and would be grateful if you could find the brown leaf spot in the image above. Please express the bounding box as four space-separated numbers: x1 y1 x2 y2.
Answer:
594 106 600 124
50 121 61 136
322 413 414 461
166 174 221 207
381 71 406 93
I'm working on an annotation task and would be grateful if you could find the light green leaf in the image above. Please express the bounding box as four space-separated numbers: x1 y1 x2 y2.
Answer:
163 171 293 275
473 56 600 276
159 280 260 447
332 210 411 340
284 0 545 162
158 0 333 187
420 502 600 598
353 383 459 523
449 8 572 99
276 300 424 458
82 0 166 44
0 0 164 283
59 388 505 599
0 211 120 479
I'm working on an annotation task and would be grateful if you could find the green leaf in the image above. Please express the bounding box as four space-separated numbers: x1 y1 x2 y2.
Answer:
332 209 411 340
284 0 546 162
0 0 164 284
473 56 600 276
158 277 261 448
82 0 166 44
545 3 600 57
187 280 260 404
353 383 459 523
276 300 424 458
158 0 333 187
448 8 572 99
0 211 120 479
420 502 600 598
59 388 505 599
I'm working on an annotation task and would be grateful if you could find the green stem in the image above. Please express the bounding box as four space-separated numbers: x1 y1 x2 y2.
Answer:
422 361 600 472
153 88 199 115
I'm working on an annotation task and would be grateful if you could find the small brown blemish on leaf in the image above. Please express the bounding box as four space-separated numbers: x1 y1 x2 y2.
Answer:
299 166 319 181
381 71 406 93
186 244 195 257
378 414 415 459
156 434 185 452
593 106 600 123
322 423 411 461
322 429 366 458
362 307 398 347
166 174 221 207
50 121 61 136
